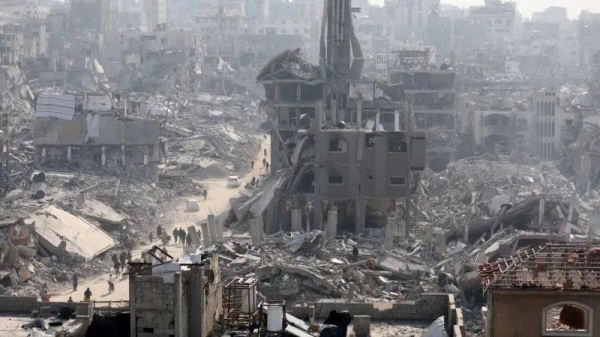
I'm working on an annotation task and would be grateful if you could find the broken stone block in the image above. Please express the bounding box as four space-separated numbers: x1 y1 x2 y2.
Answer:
18 264 33 283
353 315 370 337
185 199 200 212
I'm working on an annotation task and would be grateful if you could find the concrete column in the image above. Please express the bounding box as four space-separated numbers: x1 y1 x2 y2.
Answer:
314 200 323 230
174 272 183 337
355 198 366 234
144 144 149 166
357 99 363 127
331 99 337 123
291 208 302 232
325 207 338 240
101 146 106 166
41 147 46 162
207 214 217 244
121 145 126 166
397 219 406 240
463 224 469 243
200 222 212 247
250 218 261 246
189 267 203 337
384 217 395 249
67 146 72 162
256 215 265 241
129 274 136 337
216 220 225 242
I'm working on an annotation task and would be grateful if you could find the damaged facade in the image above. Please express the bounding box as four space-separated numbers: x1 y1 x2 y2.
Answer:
257 0 426 235
33 92 166 178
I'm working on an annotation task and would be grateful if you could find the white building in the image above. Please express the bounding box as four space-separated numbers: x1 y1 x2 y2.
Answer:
142 0 166 31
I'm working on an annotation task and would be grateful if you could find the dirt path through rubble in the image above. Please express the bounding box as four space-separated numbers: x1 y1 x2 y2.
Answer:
51 135 271 302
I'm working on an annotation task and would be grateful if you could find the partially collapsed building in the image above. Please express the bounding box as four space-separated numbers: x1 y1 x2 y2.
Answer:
33 92 166 179
257 0 426 234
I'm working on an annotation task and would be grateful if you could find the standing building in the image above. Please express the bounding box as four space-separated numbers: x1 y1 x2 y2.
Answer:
256 0 426 235
70 0 110 34
143 0 166 31
532 88 562 161
388 46 456 172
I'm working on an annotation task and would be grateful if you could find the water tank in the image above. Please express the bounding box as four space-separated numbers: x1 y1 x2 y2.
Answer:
240 287 257 313
267 305 284 332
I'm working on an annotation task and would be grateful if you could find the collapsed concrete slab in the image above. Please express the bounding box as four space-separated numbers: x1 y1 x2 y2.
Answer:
27 205 117 260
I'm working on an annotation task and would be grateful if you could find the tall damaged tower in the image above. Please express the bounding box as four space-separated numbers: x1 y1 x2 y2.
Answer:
256 0 426 236
319 0 364 123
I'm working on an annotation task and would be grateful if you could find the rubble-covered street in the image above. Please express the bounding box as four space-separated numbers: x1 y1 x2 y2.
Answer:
3 1 600 337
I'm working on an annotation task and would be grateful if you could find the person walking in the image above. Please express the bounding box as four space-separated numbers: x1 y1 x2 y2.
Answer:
265 162 269 172
156 225 162 239
119 251 127 269
179 228 186 244
264 148 267 156
108 274 115 294
84 288 92 303
251 160 255 169
72 273 78 292
186 232 192 246
114 259 121 275
172 228 178 244
262 158 266 167
203 189 208 200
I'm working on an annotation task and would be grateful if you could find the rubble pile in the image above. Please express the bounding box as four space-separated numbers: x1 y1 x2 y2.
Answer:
218 230 433 305
158 93 264 177
416 157 584 242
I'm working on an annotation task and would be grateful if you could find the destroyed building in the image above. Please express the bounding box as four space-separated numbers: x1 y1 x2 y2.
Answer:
388 47 456 172
480 242 600 337
254 0 426 237
33 92 166 178
129 252 222 337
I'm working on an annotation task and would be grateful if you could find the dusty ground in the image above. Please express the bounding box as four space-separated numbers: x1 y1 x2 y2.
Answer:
348 320 431 337
50 136 271 302
0 315 31 337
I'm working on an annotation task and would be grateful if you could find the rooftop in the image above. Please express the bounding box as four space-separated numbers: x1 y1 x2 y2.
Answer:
479 242 600 292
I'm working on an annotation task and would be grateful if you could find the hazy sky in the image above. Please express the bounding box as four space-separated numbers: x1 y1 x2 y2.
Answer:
370 0 600 19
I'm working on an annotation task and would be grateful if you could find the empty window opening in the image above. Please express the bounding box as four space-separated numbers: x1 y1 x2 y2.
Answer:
329 138 348 153
543 302 592 336
565 119 574 126
365 134 376 148
390 176 406 186
388 135 407 152
328 174 343 185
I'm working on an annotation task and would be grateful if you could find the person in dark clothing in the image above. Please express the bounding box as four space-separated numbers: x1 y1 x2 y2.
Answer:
251 160 254 169
172 229 178 244
119 251 127 268
156 225 162 239
264 148 267 156
179 228 186 244
84 288 92 302
72 273 78 292
323 310 352 337
265 162 269 172
149 232 154 242
203 189 208 200
114 260 121 275
186 233 192 246
127 250 132 263
352 246 359 262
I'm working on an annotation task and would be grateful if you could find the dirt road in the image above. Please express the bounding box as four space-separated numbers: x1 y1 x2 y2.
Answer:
51 136 270 302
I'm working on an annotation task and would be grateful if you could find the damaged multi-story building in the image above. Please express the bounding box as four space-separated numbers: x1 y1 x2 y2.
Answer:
33 92 166 179
256 0 426 235
387 46 456 172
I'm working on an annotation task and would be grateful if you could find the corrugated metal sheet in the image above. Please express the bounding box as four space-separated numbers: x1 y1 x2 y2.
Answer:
35 93 76 120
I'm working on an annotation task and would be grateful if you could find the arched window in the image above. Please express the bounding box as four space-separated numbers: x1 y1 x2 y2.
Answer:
543 302 593 336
